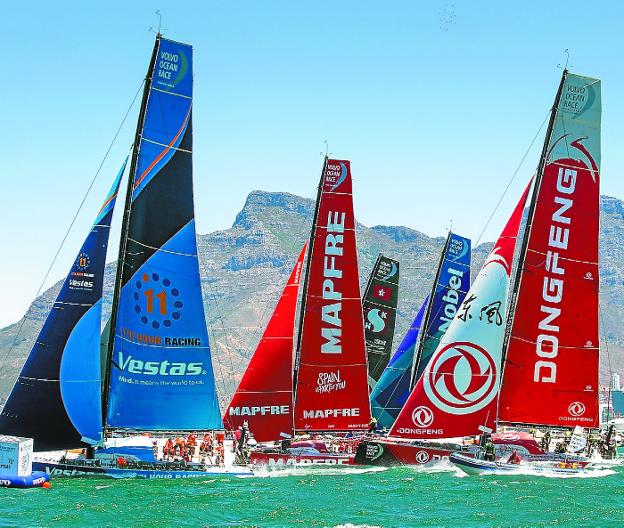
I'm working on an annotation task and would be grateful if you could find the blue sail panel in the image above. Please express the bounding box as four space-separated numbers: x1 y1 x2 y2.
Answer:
106 221 221 429
370 297 428 429
106 37 222 431
60 300 105 444
0 163 124 450
413 233 471 381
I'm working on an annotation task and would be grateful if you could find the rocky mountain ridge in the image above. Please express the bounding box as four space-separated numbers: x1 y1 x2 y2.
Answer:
1 190 622 408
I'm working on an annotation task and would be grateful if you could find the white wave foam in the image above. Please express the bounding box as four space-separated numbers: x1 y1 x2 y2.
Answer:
331 524 382 528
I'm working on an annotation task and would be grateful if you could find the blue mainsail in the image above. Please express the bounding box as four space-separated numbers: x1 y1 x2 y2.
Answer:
412 233 471 383
105 36 221 430
0 164 124 450
370 297 428 429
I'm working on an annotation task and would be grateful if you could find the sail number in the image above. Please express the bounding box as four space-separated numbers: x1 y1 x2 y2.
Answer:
144 289 168 315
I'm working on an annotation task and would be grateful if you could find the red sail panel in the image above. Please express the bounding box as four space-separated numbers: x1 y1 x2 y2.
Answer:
224 244 307 442
389 184 530 439
499 73 601 428
294 160 371 431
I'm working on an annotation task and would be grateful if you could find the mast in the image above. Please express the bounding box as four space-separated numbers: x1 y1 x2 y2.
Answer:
292 156 327 389
101 35 160 431
500 69 567 367
410 232 451 389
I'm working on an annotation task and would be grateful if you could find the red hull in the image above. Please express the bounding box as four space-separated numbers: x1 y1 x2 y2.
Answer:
249 451 355 467
354 439 460 466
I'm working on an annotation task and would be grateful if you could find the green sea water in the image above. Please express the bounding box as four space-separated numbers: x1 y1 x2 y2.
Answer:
1 464 623 527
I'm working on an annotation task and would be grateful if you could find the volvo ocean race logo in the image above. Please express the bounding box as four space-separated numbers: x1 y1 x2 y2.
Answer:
414 451 430 464
423 341 498 415
568 401 586 417
411 406 434 428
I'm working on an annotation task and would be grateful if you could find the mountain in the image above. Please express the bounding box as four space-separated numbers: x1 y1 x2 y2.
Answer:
1 191 622 409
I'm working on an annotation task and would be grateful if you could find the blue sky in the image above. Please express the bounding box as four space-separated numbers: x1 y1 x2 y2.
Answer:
1 1 623 326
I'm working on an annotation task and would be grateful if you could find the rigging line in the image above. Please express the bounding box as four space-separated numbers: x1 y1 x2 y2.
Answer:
0 79 145 377
599 302 613 420
203 279 240 405
473 108 551 248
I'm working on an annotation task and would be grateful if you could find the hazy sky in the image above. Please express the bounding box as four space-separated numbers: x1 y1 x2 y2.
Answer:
1 1 623 327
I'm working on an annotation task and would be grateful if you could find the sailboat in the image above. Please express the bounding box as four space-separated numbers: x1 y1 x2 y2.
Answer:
236 158 372 467
452 69 603 475
0 34 250 478
360 69 603 471
362 255 400 389
357 232 472 465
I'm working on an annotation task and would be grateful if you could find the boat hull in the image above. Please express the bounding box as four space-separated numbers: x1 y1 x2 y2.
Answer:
450 452 587 476
249 451 355 467
0 471 50 488
354 439 462 466
32 460 251 479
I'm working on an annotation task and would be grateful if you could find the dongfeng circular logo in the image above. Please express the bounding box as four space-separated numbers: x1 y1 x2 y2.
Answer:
411 406 434 428
568 401 586 417
415 451 430 464
423 341 498 415
499 432 520 441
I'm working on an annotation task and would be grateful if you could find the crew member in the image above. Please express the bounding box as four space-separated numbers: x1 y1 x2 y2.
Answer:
507 449 521 465
484 438 496 462
368 417 378 434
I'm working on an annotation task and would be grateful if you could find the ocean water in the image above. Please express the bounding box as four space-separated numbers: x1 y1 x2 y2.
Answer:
1 463 623 527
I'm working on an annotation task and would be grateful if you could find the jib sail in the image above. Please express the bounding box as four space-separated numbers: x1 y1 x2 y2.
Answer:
293 159 371 431
498 72 601 428
390 184 530 439
224 244 307 442
362 255 399 388
412 233 471 384
370 296 428 429
104 36 221 430
0 164 123 450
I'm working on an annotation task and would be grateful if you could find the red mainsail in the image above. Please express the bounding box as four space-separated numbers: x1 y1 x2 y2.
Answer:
224 244 307 441
498 73 601 428
294 159 371 431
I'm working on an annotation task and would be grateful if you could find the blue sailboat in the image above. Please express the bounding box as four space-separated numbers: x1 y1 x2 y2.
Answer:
370 296 428 429
370 232 471 430
0 34 247 478
358 232 471 465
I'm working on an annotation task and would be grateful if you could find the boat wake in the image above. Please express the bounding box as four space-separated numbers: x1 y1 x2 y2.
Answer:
462 466 616 479
406 458 464 476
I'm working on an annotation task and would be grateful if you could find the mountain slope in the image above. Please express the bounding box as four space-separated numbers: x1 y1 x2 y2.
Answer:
1 191 622 409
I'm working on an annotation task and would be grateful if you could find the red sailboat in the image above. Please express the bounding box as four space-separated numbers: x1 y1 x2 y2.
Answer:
227 158 371 466
356 69 603 468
